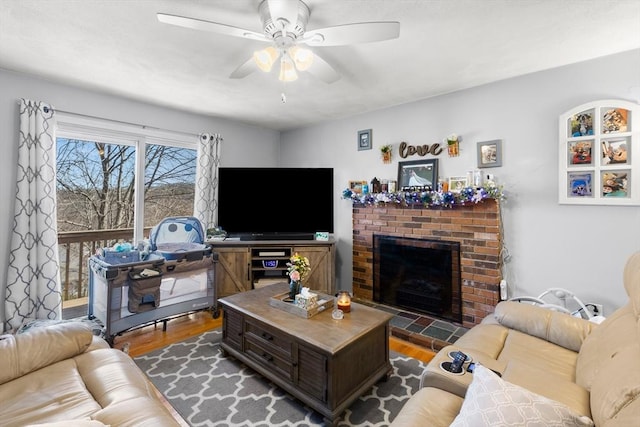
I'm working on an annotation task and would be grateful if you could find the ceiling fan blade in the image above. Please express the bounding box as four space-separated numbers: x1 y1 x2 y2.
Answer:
302 22 400 47
306 53 340 84
266 0 300 28
157 13 268 41
229 57 257 79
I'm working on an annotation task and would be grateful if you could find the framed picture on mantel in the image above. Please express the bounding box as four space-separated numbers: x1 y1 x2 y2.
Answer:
397 159 438 190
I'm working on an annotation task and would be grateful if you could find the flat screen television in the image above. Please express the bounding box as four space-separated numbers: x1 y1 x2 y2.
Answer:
217 167 334 240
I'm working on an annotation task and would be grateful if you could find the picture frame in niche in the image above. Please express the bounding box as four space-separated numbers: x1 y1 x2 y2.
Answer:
568 140 594 166
602 137 629 165
357 129 372 151
448 176 468 193
558 99 639 206
397 159 438 190
567 172 594 198
601 170 630 198
477 139 502 168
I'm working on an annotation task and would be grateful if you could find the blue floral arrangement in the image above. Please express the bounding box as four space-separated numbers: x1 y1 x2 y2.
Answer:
342 185 505 208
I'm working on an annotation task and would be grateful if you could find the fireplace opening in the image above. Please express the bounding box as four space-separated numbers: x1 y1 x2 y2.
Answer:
373 235 461 323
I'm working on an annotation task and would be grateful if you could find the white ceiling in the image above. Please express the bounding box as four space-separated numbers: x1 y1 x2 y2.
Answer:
1 0 639 131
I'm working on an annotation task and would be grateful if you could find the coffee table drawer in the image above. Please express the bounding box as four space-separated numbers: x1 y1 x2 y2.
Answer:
244 319 294 359
245 340 293 380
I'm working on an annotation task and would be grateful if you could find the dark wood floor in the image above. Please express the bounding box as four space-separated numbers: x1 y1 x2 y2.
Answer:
111 310 435 363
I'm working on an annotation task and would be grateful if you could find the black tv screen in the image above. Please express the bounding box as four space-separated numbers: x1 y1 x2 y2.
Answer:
217 167 334 240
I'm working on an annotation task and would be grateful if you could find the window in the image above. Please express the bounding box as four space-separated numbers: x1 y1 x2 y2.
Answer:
56 115 198 238
55 114 198 311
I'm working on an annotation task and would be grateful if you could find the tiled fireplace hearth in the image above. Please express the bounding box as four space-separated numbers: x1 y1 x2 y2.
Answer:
352 200 502 328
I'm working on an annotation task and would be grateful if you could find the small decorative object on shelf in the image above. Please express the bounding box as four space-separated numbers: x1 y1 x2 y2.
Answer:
444 134 460 157
371 177 381 193
336 291 351 313
380 144 392 163
206 226 227 240
286 252 311 301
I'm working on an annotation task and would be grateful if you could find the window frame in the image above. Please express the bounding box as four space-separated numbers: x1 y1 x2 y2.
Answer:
56 113 198 242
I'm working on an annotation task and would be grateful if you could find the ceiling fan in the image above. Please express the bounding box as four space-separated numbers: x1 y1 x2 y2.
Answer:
157 0 400 84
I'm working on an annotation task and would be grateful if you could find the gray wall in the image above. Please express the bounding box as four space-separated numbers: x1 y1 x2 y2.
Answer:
280 49 640 316
0 69 281 328
1 49 639 324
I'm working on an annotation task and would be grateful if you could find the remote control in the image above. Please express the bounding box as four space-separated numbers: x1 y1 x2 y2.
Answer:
449 351 467 373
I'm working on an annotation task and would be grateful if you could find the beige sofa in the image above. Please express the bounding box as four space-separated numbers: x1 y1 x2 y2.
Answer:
392 251 640 427
0 321 180 426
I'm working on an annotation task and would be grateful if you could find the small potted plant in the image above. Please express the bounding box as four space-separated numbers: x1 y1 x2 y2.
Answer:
380 144 392 163
444 134 460 157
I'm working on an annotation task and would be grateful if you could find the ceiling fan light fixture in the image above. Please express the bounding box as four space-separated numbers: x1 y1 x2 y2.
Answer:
279 57 298 82
289 46 313 71
253 46 279 72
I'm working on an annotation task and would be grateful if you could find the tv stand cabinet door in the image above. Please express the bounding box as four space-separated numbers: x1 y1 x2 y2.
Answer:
215 247 251 297
292 244 336 295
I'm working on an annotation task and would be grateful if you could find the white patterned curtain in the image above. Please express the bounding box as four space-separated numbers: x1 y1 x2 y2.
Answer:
194 133 222 232
4 99 61 332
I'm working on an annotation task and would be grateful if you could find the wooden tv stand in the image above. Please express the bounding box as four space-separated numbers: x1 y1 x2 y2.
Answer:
217 282 393 425
209 237 336 298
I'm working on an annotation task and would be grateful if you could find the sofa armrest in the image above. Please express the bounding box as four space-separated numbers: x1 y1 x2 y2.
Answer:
419 345 506 397
0 322 93 385
493 301 595 352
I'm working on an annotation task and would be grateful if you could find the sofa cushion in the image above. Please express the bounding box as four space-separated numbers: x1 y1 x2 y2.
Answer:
450 365 594 427
0 322 93 385
587 342 640 426
576 304 636 390
453 323 510 358
0 359 102 426
74 348 158 407
497 329 578 381
493 301 594 352
389 386 463 427
501 361 591 417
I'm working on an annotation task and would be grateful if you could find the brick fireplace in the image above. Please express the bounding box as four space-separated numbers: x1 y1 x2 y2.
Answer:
352 200 502 327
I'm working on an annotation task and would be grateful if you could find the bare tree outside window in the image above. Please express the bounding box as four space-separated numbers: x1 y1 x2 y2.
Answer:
57 139 196 232
56 137 196 305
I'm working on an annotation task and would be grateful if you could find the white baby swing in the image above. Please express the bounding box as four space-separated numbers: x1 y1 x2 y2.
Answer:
509 287 602 321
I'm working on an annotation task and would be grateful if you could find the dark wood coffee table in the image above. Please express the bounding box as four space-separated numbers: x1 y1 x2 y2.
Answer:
217 282 393 425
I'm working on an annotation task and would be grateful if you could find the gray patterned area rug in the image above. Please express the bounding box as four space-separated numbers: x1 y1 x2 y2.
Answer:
134 329 426 427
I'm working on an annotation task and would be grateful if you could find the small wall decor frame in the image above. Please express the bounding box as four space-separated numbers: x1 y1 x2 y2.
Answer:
558 99 639 205
477 139 503 168
448 176 468 193
348 180 367 194
397 159 438 190
357 129 372 151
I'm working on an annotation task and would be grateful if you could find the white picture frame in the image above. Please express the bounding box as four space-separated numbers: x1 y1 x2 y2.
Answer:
558 99 639 205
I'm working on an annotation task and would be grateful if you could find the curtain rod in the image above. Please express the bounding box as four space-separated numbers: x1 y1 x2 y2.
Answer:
55 108 201 139
17 99 200 139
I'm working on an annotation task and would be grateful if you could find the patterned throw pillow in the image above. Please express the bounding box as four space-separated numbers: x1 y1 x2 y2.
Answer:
450 364 594 427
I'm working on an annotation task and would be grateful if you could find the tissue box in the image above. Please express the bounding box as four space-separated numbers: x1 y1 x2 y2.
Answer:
270 292 334 318
295 293 318 310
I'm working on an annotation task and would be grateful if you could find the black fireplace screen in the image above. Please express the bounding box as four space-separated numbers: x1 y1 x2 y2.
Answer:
373 235 461 323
